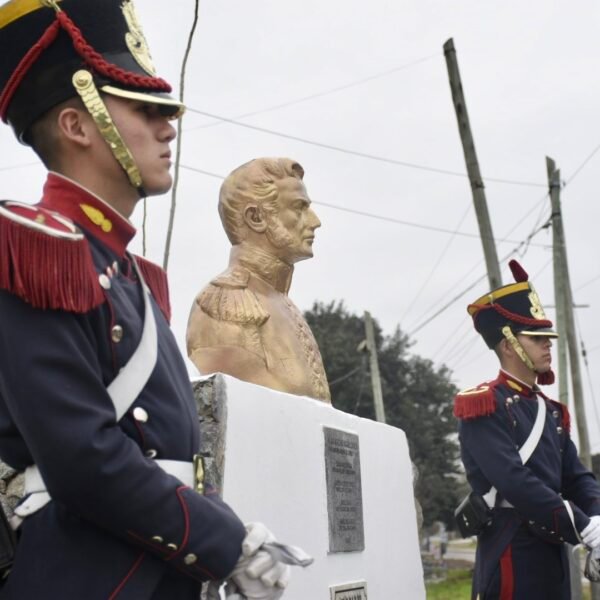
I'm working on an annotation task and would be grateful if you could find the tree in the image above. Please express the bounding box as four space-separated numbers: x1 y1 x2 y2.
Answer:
305 300 462 528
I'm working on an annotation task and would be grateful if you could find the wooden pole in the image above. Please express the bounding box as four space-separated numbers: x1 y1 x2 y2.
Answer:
546 157 591 466
547 156 598 600
547 158 569 407
364 311 386 423
443 38 502 290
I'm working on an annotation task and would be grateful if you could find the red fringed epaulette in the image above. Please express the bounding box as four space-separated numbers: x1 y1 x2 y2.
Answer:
133 255 171 323
0 201 104 313
453 382 498 420
548 399 571 434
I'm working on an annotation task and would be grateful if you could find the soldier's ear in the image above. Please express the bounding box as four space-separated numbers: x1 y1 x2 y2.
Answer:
56 106 94 149
243 204 268 233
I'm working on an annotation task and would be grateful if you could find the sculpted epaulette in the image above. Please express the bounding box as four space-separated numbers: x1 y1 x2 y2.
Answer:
0 201 104 312
199 266 269 326
548 399 571 434
133 255 171 323
453 381 498 420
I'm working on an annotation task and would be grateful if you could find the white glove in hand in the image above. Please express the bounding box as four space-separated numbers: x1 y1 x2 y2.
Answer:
582 516 600 549
230 523 291 599
585 546 600 582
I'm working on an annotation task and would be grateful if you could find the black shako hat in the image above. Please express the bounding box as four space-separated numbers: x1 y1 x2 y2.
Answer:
468 259 558 349
0 0 184 142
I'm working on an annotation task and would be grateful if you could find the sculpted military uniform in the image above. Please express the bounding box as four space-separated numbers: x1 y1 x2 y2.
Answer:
0 174 245 598
454 260 600 599
186 157 330 403
188 244 330 402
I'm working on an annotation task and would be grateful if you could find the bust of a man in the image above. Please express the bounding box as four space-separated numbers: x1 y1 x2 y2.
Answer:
186 158 331 402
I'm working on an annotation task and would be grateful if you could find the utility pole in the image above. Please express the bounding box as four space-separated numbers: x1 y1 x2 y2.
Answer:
547 158 569 408
547 157 596 600
547 157 591 465
363 311 386 423
443 38 502 290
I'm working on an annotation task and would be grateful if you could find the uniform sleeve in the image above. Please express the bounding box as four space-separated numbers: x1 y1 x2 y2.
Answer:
561 436 600 518
0 291 245 582
459 396 587 545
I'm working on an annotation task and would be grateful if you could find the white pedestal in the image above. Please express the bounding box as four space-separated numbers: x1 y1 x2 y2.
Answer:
216 375 425 599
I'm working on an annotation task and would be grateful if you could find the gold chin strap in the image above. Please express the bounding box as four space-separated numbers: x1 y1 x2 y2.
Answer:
502 325 535 371
71 70 144 193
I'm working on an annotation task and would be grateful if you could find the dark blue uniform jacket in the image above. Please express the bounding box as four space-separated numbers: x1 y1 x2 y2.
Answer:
0 174 245 599
456 370 600 600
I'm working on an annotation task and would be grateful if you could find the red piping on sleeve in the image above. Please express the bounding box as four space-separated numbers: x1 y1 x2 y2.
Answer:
108 552 145 600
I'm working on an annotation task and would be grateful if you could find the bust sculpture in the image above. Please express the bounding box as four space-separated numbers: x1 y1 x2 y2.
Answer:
186 158 331 402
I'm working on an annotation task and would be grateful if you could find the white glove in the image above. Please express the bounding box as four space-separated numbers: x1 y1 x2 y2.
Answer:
585 546 600 581
582 516 600 549
231 523 291 599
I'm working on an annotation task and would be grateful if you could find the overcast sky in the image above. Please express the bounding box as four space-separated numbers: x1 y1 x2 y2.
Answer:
2 1 600 449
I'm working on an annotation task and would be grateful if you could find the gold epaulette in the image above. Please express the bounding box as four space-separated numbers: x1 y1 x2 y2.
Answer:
0 200 104 312
199 266 269 326
453 382 497 420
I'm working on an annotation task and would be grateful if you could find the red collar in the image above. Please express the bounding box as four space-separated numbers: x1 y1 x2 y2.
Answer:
38 173 136 257
497 369 539 398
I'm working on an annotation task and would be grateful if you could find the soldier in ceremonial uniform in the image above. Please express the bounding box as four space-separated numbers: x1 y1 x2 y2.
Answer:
454 259 600 599
0 1 298 598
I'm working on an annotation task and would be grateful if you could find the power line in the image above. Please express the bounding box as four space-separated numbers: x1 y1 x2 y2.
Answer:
564 141 600 186
407 217 552 336
185 107 546 188
179 164 551 244
312 200 549 244
575 274 600 293
0 162 38 172
185 53 440 132
400 201 472 323
575 312 600 441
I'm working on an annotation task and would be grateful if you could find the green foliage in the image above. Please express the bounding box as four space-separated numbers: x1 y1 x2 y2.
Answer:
425 569 472 599
305 300 462 528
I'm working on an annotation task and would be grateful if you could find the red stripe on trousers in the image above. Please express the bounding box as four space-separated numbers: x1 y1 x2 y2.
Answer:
500 544 514 600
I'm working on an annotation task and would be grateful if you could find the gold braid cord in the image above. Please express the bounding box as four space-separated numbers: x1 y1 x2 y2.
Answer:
72 70 143 190
502 326 535 371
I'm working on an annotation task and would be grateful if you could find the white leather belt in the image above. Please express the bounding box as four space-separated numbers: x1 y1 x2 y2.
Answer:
483 395 546 510
12 459 195 528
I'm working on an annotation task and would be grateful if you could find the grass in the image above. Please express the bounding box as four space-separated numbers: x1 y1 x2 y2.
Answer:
426 569 472 600
425 568 594 600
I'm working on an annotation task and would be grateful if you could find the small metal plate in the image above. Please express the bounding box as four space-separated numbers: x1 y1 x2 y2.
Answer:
324 427 365 552
330 581 368 600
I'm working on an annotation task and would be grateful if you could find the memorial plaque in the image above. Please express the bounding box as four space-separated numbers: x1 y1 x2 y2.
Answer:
324 427 364 552
329 581 368 600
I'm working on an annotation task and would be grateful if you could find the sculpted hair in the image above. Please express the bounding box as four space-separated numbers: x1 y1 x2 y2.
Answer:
219 157 305 245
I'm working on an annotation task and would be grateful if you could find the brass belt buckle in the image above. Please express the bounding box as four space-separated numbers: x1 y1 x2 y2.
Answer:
193 454 205 495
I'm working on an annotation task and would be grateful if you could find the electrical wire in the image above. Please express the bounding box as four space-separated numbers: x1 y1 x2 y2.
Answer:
575 312 600 442
179 164 549 244
407 217 552 337
399 201 472 323
0 162 38 172
329 365 363 387
185 107 546 188
564 142 600 186
185 53 440 131
575 274 600 293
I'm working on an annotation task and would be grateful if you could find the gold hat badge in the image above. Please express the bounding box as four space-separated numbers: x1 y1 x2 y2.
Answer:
121 0 156 76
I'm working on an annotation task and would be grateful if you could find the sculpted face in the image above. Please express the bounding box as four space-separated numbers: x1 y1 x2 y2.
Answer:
263 177 321 264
